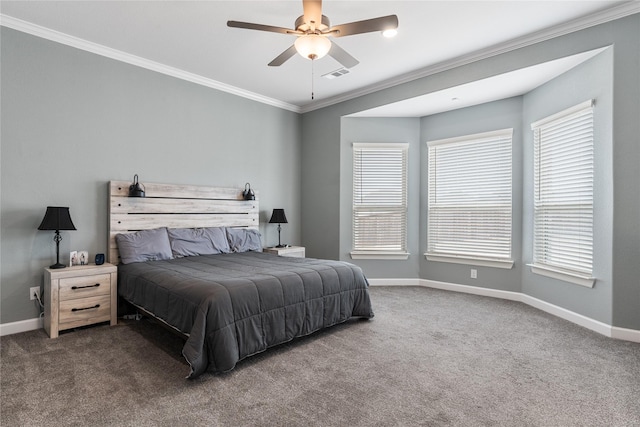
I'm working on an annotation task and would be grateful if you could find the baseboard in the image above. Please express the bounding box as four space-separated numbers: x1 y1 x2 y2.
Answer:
519 293 612 337
611 326 640 343
369 278 640 343
421 279 523 302
367 278 423 287
4 281 639 343
0 317 43 337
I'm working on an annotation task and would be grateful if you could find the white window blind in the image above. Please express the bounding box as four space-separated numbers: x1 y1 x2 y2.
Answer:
426 129 513 268
531 100 594 287
352 143 408 259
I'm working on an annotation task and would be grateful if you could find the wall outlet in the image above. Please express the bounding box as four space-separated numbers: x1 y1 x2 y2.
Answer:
29 286 40 301
470 269 478 279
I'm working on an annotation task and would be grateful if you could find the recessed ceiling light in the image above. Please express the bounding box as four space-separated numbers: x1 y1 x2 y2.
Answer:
382 29 397 38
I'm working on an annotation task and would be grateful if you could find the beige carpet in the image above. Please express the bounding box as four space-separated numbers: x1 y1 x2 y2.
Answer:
2 286 639 426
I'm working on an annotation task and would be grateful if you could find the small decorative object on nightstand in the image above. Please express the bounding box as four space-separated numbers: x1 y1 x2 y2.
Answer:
264 246 305 258
44 263 117 338
95 253 105 265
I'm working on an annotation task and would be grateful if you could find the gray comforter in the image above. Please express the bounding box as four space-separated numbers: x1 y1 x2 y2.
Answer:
118 252 374 378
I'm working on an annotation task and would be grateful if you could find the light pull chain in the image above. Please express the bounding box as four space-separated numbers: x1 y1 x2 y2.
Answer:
311 59 315 100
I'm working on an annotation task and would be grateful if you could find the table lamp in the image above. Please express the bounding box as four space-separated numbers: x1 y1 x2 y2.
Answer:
269 209 288 248
38 206 76 269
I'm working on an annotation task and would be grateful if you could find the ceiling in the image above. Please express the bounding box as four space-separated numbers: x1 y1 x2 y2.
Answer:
1 1 638 115
349 47 606 117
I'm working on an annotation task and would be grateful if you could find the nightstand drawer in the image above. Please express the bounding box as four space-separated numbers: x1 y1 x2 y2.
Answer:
59 274 111 301
59 294 111 327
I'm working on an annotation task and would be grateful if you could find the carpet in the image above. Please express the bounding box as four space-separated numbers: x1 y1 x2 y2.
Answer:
2 286 639 426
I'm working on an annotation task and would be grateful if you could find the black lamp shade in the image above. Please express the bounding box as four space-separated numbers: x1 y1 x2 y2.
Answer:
269 209 288 224
38 207 76 231
38 207 76 269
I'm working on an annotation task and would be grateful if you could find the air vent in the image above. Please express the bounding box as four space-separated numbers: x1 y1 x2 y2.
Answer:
323 68 351 79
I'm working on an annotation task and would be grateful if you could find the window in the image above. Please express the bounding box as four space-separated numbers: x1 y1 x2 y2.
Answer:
426 129 513 268
530 100 595 287
351 143 409 259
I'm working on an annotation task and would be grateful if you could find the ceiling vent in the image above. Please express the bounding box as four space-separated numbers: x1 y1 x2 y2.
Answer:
323 68 351 79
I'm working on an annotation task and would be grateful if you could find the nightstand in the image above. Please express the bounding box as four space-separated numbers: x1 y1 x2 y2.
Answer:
44 263 117 338
264 246 305 258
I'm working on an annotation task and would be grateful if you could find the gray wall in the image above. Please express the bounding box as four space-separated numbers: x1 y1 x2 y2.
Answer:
609 17 640 330
339 117 421 278
301 14 640 329
522 49 614 324
420 97 524 292
2 14 638 331
1 28 302 324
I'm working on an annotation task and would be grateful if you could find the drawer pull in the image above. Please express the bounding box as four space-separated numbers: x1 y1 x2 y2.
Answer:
71 283 100 290
71 304 100 312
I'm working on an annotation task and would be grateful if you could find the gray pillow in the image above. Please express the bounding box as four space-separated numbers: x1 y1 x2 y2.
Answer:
226 228 263 253
167 227 230 257
204 227 231 254
115 228 173 264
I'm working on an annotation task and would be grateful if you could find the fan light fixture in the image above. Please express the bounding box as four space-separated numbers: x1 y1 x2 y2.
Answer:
228 1 398 68
382 28 398 38
294 34 331 60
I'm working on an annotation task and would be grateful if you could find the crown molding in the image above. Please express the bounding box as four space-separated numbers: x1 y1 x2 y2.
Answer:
2 2 638 115
0 14 302 114
300 1 640 113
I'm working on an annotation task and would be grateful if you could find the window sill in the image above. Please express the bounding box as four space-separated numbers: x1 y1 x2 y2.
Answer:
350 251 410 260
425 253 514 269
528 264 595 288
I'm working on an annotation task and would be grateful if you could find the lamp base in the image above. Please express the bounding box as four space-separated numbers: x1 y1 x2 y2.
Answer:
49 263 67 269
275 244 289 248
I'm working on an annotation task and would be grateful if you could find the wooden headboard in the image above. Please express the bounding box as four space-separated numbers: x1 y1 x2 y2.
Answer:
109 181 259 264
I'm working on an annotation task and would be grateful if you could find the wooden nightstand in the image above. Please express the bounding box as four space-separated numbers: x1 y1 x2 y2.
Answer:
264 246 305 258
44 263 117 338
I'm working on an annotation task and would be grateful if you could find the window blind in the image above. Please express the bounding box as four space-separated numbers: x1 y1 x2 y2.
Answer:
426 129 513 266
352 143 408 258
532 100 594 283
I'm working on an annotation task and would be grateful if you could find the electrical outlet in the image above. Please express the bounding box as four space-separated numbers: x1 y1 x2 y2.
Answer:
29 286 40 301
470 269 477 279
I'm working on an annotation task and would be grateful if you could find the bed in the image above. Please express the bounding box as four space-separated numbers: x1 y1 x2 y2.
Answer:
109 181 374 378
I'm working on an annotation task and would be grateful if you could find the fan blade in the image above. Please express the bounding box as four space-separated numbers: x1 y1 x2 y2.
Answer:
328 41 359 69
303 0 323 29
227 20 299 35
330 15 398 37
268 45 298 67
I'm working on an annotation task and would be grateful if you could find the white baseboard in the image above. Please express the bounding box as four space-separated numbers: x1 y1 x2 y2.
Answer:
611 326 640 343
421 279 523 302
520 293 613 337
369 278 640 343
367 278 422 287
3 281 639 343
0 317 43 337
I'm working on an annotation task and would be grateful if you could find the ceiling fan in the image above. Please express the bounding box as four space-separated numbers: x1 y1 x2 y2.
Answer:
227 0 398 69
